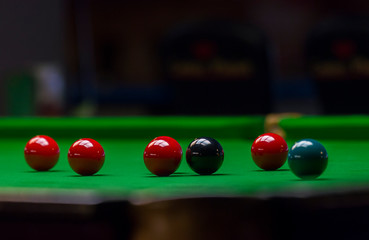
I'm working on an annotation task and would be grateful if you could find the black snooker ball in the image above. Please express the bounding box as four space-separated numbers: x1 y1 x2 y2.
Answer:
186 137 224 175
288 139 328 180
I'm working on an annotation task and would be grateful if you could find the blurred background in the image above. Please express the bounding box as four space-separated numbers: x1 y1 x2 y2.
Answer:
1 0 369 116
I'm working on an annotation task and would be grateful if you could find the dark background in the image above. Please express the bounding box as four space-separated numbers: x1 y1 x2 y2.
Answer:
1 0 369 116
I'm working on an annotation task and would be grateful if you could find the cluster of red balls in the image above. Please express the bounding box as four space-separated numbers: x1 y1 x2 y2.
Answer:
24 135 105 176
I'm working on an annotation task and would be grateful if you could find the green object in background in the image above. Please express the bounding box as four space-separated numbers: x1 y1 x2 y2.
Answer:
5 72 35 116
0 116 264 139
280 115 369 140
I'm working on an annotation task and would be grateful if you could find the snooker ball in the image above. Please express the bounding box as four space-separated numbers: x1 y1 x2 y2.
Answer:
143 136 183 176
186 137 224 175
251 133 288 171
24 135 60 171
288 139 328 180
68 138 105 176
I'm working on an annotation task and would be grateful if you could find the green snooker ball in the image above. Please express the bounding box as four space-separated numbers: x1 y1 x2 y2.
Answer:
288 139 328 180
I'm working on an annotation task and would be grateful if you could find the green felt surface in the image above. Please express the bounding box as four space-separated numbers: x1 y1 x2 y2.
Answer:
0 116 369 200
1 137 369 200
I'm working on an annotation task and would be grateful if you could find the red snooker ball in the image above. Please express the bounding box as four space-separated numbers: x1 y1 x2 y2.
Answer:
68 138 105 176
251 133 288 171
143 136 183 176
24 135 60 171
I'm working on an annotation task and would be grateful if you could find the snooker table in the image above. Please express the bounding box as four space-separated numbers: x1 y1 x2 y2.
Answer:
2 116 369 239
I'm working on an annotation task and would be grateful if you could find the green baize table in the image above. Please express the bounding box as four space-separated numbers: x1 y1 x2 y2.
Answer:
0 116 369 240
